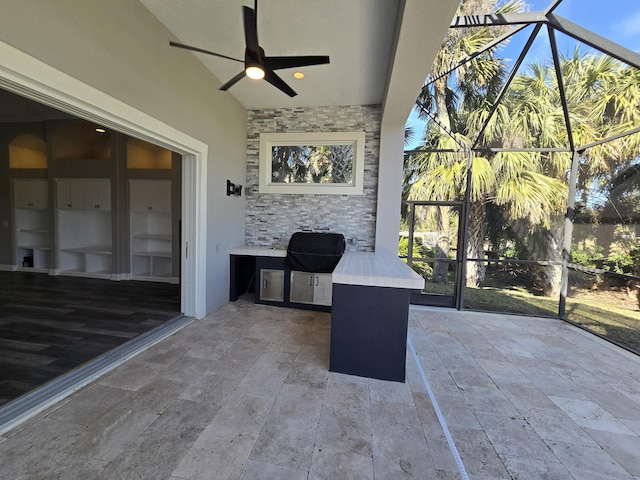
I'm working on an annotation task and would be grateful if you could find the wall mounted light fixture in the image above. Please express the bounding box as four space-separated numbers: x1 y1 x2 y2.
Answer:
227 180 243 196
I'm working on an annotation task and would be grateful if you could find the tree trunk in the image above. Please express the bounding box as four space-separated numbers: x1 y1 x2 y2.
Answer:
543 221 564 297
431 77 454 284
433 206 450 283
596 221 615 259
434 77 451 130
466 200 486 287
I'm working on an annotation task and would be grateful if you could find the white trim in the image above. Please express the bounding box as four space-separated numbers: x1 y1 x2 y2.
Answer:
181 153 207 318
0 265 17 272
259 132 365 195
0 40 208 319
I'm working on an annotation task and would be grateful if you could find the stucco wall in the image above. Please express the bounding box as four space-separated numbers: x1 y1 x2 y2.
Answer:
245 105 381 251
0 0 248 312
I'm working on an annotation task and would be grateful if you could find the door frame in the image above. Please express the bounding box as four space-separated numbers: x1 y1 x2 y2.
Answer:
404 200 466 308
0 40 208 318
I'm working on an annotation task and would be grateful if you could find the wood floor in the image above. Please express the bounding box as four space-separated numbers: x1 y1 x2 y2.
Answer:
0 271 180 406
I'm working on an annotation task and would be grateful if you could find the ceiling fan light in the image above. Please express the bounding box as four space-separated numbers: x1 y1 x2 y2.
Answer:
245 66 265 80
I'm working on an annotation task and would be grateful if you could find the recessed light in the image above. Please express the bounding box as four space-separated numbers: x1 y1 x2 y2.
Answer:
293 72 305 79
95 128 106 133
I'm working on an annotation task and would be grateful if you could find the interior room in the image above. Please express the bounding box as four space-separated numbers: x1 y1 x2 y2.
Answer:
0 88 184 405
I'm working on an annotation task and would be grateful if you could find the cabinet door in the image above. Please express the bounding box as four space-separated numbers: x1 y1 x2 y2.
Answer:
69 179 94 210
57 179 111 210
57 179 89 209
129 180 171 212
260 269 284 302
95 179 111 211
13 179 48 209
290 271 315 304
129 181 147 212
313 273 333 306
56 179 73 209
147 180 171 212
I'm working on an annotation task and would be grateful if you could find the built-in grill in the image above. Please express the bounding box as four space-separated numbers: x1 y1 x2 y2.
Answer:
285 232 346 273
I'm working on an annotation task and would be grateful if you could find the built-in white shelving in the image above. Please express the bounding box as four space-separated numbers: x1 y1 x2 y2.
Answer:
129 179 175 283
12 179 51 272
55 178 113 279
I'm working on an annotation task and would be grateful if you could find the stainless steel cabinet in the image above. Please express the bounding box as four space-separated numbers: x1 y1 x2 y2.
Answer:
314 273 333 305
260 269 285 302
290 271 332 306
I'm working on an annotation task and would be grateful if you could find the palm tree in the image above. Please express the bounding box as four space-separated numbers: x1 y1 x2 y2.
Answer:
568 54 640 262
408 0 525 286
408 0 524 284
492 52 640 295
272 146 308 183
408 3 640 295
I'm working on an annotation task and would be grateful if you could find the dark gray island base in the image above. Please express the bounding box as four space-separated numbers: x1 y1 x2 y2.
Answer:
330 283 412 382
329 252 424 383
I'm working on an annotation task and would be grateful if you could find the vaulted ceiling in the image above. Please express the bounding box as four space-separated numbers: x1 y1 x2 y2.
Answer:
0 1 460 125
140 0 401 109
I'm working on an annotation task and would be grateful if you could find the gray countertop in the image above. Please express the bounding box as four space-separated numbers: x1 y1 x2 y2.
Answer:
230 246 424 290
332 252 424 290
229 245 286 257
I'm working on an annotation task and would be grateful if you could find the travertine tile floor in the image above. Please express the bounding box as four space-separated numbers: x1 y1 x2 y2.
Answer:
1 298 639 479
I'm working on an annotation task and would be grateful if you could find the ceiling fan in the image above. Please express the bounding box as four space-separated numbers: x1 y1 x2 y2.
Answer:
169 0 330 97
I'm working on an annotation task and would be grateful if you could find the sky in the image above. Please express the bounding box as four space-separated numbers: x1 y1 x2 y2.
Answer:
405 0 640 149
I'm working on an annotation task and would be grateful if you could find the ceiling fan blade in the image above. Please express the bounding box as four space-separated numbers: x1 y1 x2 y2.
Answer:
264 70 297 97
243 6 259 53
219 71 247 91
169 41 243 63
264 55 330 71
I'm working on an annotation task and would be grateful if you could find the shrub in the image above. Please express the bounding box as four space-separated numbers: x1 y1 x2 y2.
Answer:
410 261 434 280
398 237 434 280
604 252 634 274
630 243 640 277
570 248 592 267
398 237 419 259
502 246 519 259
570 244 604 268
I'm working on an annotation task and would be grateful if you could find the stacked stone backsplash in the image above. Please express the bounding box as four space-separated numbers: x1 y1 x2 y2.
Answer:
245 105 381 251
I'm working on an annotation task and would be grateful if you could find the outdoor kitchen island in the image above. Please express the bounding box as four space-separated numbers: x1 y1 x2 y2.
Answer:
228 247 424 382
330 251 424 382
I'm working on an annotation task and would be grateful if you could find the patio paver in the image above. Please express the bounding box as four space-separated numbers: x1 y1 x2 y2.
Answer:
0 299 638 479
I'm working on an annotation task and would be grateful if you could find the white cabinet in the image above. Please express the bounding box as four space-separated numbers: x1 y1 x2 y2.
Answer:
129 180 175 283
290 271 333 306
13 179 48 209
55 178 112 278
12 179 51 271
56 178 111 210
129 179 171 213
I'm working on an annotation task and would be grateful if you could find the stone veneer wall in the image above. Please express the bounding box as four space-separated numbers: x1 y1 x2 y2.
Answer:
245 105 381 251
